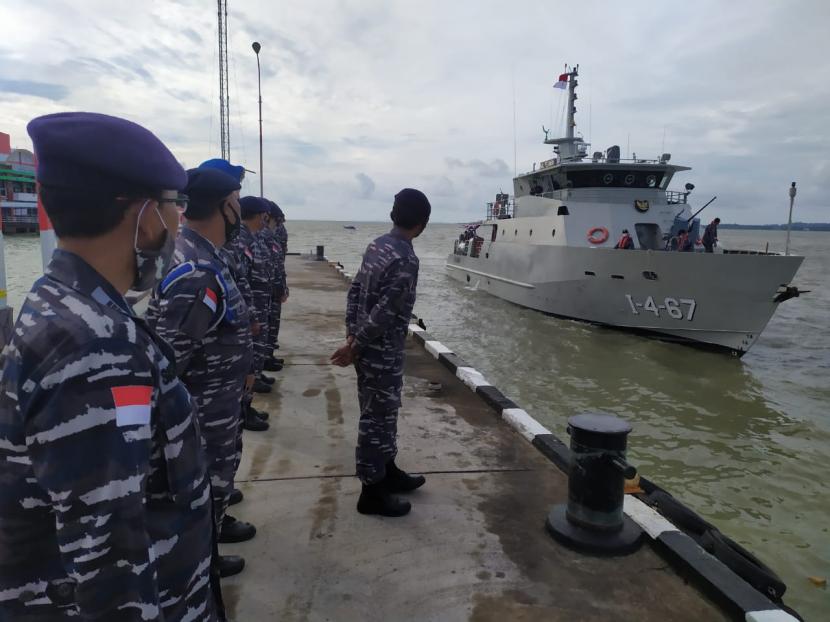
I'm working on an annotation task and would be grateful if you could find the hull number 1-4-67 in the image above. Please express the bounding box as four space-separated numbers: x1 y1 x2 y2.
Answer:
625 295 697 320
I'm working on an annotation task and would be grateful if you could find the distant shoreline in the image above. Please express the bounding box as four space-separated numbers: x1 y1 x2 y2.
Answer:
721 223 830 232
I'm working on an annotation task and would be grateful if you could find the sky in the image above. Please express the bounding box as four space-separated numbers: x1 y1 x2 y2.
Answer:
1 0 829 224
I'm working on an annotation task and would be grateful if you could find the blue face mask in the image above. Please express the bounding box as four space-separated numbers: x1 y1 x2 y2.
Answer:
133 200 176 291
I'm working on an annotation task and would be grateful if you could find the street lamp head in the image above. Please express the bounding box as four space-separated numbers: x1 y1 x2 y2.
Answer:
252 41 261 54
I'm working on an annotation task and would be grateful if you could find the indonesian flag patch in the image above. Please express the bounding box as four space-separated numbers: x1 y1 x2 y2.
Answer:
111 386 153 427
203 288 218 313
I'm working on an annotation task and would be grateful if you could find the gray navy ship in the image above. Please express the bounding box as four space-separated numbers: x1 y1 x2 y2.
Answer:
446 65 804 356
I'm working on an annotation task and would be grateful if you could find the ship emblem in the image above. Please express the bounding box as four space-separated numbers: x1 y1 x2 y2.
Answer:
634 200 650 213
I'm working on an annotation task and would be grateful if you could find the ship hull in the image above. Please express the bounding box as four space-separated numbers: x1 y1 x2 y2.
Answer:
445 246 804 355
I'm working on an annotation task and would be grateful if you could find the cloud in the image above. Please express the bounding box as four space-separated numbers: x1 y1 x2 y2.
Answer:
355 173 376 198
0 0 827 224
446 157 511 178
0 79 68 101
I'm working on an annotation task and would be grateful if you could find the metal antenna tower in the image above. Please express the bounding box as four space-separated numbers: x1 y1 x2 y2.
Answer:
217 0 230 159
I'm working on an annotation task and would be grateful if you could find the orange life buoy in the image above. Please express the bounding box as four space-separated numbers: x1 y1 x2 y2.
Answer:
587 227 609 245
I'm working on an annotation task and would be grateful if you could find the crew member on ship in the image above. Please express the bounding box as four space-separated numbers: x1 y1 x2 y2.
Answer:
702 217 720 253
614 229 635 250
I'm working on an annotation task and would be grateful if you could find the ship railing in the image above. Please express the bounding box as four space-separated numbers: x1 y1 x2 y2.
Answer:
486 200 515 220
666 191 689 204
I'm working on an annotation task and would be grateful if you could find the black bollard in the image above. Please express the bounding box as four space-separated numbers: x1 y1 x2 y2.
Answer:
546 413 643 555
316 245 325 261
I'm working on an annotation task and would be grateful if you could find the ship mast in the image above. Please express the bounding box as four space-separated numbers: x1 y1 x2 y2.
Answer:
566 64 578 139
217 0 230 160
544 64 586 161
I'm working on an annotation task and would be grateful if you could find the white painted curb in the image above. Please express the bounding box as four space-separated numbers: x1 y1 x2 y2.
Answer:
745 610 801 622
623 496 678 540
502 408 551 442
425 340 452 358
456 366 490 390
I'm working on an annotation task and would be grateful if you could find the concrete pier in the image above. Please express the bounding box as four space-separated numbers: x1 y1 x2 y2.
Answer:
221 255 729 621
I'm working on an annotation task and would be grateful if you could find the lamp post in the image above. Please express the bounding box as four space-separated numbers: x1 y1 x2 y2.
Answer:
252 41 263 197
785 181 796 256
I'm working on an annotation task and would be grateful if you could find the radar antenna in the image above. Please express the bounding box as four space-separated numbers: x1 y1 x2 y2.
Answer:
217 0 231 159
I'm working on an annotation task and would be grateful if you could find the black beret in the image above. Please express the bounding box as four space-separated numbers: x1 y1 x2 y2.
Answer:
27 111 186 193
183 168 241 219
240 196 269 218
391 188 431 228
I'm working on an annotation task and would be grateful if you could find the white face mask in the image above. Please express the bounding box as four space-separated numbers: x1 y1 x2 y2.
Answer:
133 199 176 291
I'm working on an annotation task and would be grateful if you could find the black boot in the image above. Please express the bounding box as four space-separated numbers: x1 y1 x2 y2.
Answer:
218 554 245 578
258 373 276 385
243 407 269 431
228 488 243 506
218 514 257 543
264 358 283 372
384 460 426 493
356 482 411 517
249 405 270 421
252 378 272 393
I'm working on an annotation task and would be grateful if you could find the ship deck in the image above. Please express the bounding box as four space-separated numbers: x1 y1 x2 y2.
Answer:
221 255 730 621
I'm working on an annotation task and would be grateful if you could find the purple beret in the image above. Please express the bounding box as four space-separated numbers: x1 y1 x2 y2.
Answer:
265 199 284 220
184 168 241 219
27 111 187 192
199 158 245 182
239 195 269 218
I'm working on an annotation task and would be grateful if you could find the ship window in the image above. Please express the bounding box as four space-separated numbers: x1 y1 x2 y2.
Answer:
642 271 658 280
501 229 505 236
529 229 533 236
514 229 517 236
558 205 569 216
551 229 556 237
611 274 625 280
584 271 596 276
565 169 666 189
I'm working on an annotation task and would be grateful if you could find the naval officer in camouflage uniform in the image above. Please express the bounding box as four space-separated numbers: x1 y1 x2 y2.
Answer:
0 112 221 620
230 197 273 427
237 197 275 394
261 200 287 372
331 189 431 517
145 168 256 579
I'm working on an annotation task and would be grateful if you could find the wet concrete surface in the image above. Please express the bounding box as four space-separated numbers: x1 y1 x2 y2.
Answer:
221 256 729 622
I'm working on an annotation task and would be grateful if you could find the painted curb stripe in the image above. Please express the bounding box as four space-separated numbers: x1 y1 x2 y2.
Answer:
437 352 469 374
502 408 551 442
623 496 678 540
455 366 490 390
476 385 518 412
425 340 452 358
531 434 572 473
745 610 800 622
656 531 781 618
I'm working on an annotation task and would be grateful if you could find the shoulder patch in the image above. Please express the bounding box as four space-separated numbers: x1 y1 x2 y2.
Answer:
159 262 197 295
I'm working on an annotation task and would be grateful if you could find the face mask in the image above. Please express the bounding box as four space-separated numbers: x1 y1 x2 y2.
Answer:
221 202 242 243
133 200 176 291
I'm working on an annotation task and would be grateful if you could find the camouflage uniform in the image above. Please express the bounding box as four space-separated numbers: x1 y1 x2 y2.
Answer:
346 230 419 484
0 250 218 621
231 225 271 375
260 226 286 355
276 222 288 254
146 227 253 528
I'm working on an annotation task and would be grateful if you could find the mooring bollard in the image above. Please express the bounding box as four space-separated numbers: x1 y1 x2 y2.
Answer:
316 245 325 261
546 413 643 555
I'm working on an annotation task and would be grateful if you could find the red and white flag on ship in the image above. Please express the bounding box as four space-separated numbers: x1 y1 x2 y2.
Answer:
553 73 569 89
111 385 153 426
